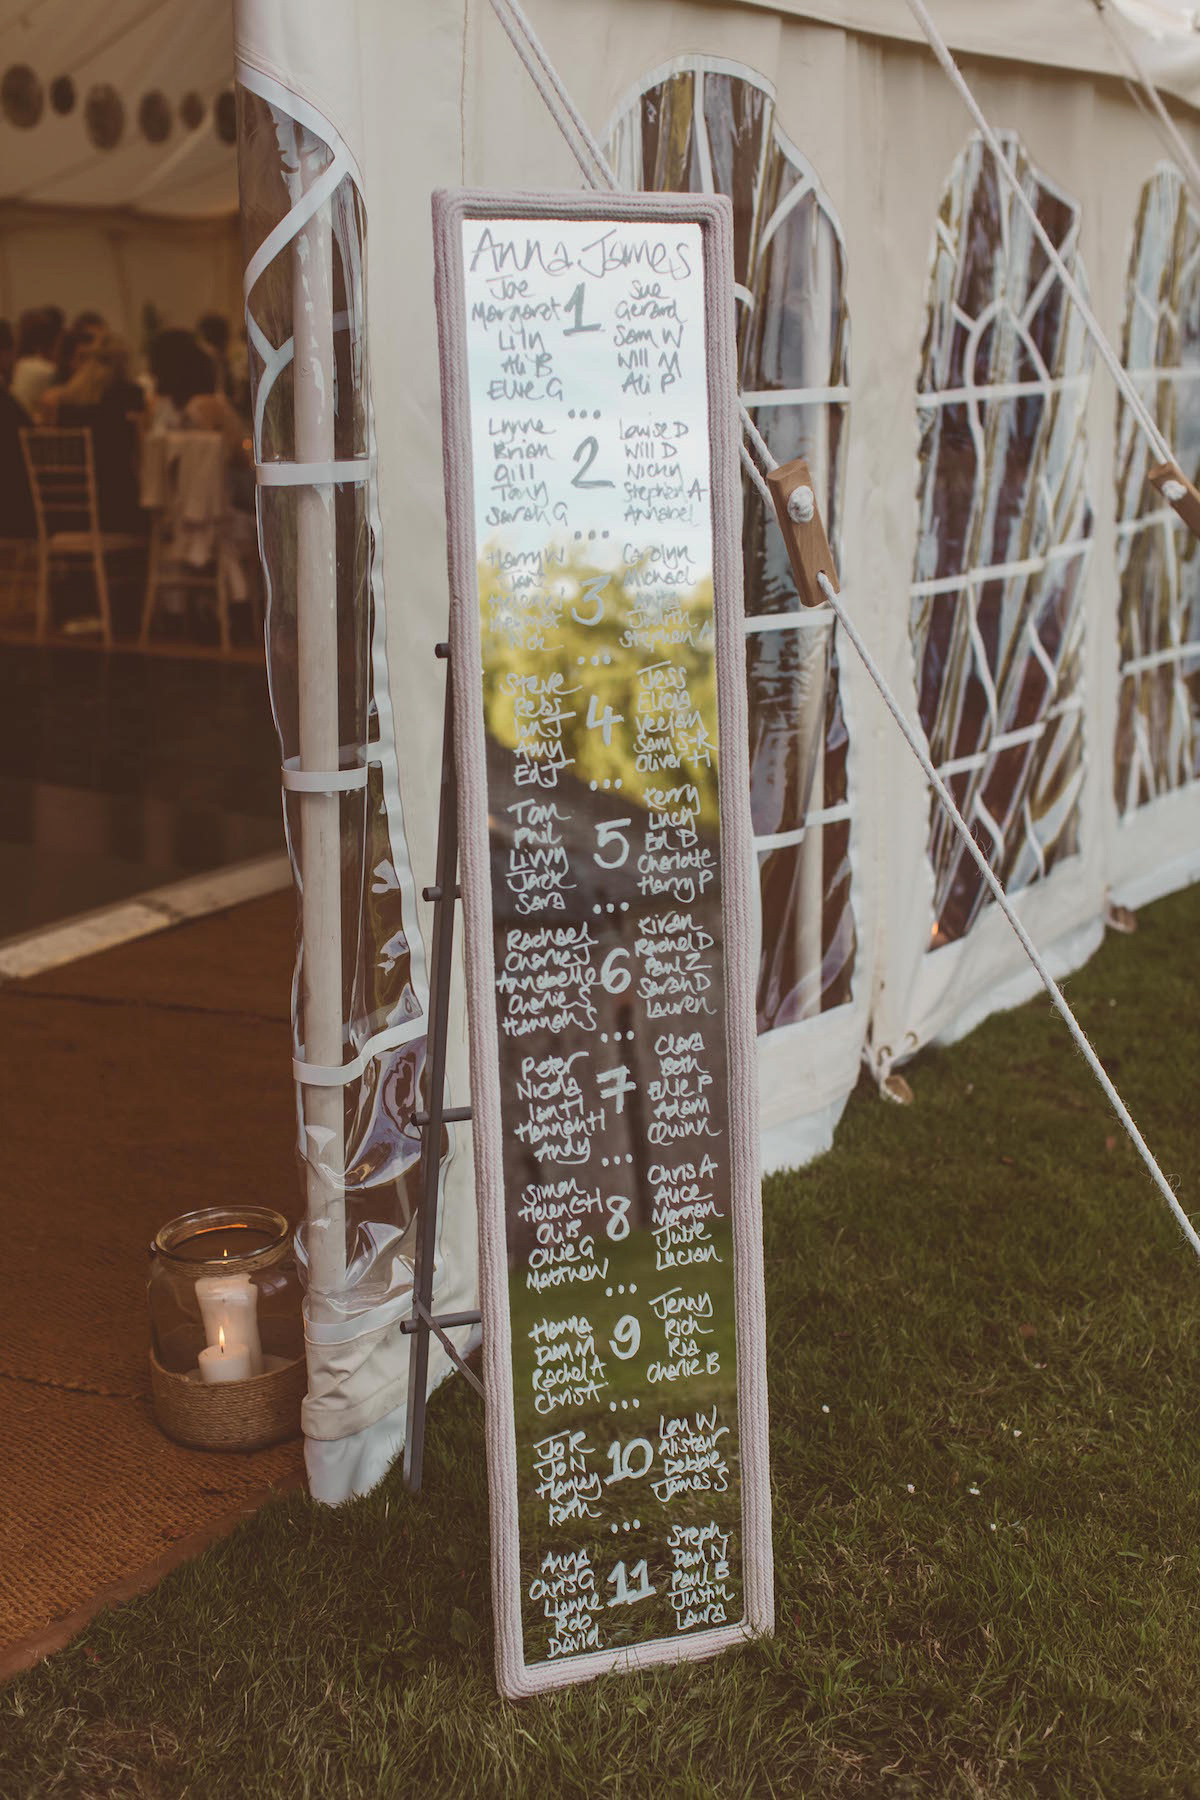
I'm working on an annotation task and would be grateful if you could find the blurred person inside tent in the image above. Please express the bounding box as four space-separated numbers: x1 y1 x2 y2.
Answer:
36 328 145 536
196 312 232 399
10 306 62 416
59 310 106 381
138 324 257 640
0 319 35 540
148 327 246 465
46 318 103 394
196 312 251 423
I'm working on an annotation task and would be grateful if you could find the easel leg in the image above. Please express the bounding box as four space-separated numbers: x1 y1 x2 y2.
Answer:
403 646 461 1493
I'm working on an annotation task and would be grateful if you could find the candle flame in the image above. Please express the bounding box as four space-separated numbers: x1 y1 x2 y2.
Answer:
218 1325 226 1354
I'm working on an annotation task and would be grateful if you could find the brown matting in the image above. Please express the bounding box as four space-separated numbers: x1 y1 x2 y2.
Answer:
0 893 306 1659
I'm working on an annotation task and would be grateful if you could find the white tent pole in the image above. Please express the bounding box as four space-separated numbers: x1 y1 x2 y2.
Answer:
293 146 347 1302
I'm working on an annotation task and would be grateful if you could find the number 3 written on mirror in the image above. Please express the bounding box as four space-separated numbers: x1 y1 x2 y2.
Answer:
570 573 606 628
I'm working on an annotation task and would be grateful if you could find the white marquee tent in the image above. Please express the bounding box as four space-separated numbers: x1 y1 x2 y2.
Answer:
0 0 239 349
230 0 1200 1502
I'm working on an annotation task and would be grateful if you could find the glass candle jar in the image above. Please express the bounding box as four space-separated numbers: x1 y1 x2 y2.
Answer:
148 1206 303 1378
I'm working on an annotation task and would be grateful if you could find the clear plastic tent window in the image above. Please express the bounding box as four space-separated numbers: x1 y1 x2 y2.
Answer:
607 57 856 1031
912 132 1094 948
1115 164 1200 813
237 82 448 1451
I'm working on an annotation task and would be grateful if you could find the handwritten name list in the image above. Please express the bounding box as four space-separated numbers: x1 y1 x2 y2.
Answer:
461 211 745 1677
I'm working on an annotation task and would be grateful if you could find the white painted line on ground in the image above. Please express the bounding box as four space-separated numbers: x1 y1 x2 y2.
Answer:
0 854 292 982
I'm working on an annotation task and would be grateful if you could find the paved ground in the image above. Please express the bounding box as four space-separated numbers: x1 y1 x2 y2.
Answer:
0 892 304 1659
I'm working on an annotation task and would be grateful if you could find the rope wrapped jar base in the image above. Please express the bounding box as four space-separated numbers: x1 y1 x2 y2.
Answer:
150 1348 305 1452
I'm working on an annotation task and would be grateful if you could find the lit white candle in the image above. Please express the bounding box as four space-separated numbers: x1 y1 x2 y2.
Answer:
198 1325 253 1385
195 1273 263 1374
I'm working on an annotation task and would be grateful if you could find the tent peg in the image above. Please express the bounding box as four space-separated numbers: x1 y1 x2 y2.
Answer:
765 456 840 608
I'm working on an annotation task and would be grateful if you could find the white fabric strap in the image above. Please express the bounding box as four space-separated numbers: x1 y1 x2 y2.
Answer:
744 608 833 635
281 757 369 794
743 386 852 407
293 1014 426 1088
904 0 1176 473
243 153 348 304
257 458 374 487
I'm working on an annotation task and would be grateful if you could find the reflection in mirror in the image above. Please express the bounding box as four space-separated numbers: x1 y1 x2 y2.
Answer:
461 213 748 1671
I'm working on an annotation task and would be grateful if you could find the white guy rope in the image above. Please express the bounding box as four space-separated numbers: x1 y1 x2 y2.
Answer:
904 0 1176 473
739 400 777 474
1091 0 1200 208
487 0 1197 1254
812 569 1200 1262
737 390 1199 1259
740 440 776 510
488 0 619 190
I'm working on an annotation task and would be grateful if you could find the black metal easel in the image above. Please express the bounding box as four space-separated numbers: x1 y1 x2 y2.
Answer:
401 641 483 1494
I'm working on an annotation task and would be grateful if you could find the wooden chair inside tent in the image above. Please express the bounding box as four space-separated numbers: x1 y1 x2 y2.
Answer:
139 429 232 652
19 428 142 649
0 540 37 629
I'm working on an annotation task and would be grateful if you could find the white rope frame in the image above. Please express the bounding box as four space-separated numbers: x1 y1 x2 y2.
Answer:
911 130 1095 925
434 185 772 1700
606 52 858 1030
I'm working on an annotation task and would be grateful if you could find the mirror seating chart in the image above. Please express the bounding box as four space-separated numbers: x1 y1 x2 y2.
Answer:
433 189 772 1698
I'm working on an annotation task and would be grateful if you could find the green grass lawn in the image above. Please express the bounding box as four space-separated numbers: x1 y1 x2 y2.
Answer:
5 885 1200 1798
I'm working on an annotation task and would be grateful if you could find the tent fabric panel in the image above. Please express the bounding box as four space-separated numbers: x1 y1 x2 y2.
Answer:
699 0 1200 109
0 203 242 352
454 3 880 1154
0 0 237 215
232 0 1200 1502
607 55 865 1121
345 0 1186 1102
